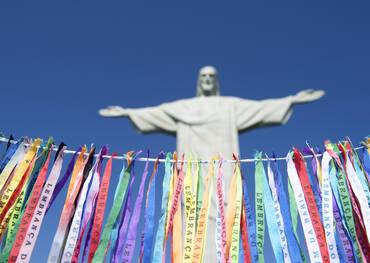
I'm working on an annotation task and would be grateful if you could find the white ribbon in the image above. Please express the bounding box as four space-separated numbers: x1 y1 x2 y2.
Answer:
16 148 65 263
286 154 322 263
266 161 291 263
345 152 370 242
60 158 99 263
321 152 339 262
0 140 28 192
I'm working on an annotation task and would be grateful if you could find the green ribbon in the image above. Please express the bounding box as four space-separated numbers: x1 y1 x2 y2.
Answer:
287 179 307 262
195 160 203 229
347 139 369 186
288 180 298 240
330 144 363 263
92 157 134 263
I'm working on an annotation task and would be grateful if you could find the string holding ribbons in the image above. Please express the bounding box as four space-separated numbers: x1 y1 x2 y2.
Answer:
0 134 369 263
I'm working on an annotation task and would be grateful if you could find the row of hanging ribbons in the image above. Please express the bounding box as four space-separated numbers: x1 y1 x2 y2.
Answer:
0 135 369 263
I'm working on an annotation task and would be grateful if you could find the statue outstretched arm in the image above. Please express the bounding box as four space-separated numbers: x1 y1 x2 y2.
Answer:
98 104 177 134
99 106 128 117
235 89 325 132
291 89 325 104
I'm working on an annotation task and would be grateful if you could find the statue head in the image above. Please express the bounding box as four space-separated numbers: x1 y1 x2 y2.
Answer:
196 66 220 96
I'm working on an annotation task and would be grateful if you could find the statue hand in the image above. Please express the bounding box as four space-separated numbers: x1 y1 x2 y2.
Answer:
98 106 128 117
293 89 325 104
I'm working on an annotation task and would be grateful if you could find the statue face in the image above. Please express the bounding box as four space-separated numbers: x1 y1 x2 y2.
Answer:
199 66 217 94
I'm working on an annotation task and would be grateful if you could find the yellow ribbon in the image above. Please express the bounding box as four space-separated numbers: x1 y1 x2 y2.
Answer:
172 158 183 263
225 162 238 260
0 141 28 194
229 162 243 262
165 153 177 241
66 146 87 200
192 157 216 263
0 139 40 216
183 155 198 262
0 156 36 239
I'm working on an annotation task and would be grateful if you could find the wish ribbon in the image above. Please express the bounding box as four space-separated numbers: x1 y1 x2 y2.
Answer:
321 152 340 262
152 153 173 263
47 146 89 263
241 164 258 263
293 149 329 262
0 139 40 217
0 136 20 174
183 154 198 263
113 156 138 263
240 203 251 263
286 153 322 263
0 139 29 194
15 145 66 263
7 150 52 263
121 154 151 262
254 152 265 263
266 158 290 263
272 155 304 263
216 156 226 263
87 153 116 263
92 152 136 263
192 157 215 263
59 147 97 263
172 155 184 263
326 144 364 262
258 155 283 263
71 146 107 263
229 159 243 263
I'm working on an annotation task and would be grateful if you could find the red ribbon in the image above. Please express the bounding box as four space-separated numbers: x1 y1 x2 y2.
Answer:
8 152 51 263
240 201 252 263
0 156 35 228
293 149 330 262
87 153 115 262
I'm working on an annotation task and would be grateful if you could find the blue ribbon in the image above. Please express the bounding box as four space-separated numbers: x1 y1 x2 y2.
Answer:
152 153 172 263
46 146 82 212
0 138 21 173
272 157 304 263
353 157 370 207
329 163 356 262
141 154 162 262
261 160 283 262
363 148 370 177
106 162 126 261
241 170 259 263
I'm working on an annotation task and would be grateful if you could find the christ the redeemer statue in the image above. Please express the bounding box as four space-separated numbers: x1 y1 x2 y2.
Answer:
98 65 324 261
99 65 324 159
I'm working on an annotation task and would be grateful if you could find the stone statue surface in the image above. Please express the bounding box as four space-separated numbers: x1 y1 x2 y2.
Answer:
99 65 324 159
99 65 324 261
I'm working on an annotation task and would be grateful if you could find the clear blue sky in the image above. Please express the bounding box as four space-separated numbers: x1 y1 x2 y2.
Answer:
0 1 369 262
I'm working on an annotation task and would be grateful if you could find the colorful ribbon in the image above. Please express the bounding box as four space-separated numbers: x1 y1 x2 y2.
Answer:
14 145 66 263
0 135 368 263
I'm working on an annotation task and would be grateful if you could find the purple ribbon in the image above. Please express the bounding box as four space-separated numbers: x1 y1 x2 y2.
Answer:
82 146 108 262
121 157 151 262
333 195 356 262
46 145 79 212
113 160 138 262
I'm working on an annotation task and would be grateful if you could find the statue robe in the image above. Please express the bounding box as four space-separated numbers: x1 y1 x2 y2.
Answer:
127 95 293 261
127 95 293 158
